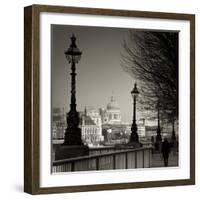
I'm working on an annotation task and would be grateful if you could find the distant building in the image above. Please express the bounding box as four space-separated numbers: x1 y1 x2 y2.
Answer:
102 118 146 144
52 106 104 145
145 121 178 140
100 95 121 125
138 118 146 137
80 107 104 146
52 108 66 139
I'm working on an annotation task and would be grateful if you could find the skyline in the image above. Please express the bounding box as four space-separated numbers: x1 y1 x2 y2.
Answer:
52 24 140 122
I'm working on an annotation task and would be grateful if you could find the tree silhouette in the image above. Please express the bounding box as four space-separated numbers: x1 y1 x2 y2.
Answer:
121 30 178 122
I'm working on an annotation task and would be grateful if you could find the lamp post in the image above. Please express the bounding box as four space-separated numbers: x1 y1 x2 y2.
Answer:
63 34 83 145
171 117 176 142
156 101 162 143
130 83 139 143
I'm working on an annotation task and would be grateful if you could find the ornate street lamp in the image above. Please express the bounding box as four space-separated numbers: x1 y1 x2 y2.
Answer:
63 34 83 145
130 83 139 143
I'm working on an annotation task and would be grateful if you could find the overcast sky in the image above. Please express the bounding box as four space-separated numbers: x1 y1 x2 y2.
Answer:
51 25 139 123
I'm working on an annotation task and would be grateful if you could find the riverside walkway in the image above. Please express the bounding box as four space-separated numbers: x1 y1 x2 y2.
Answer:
151 152 178 167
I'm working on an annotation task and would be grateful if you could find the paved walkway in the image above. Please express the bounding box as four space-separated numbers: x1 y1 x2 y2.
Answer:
151 152 178 167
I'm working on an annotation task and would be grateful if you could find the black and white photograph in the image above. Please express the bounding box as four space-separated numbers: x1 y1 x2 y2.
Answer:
23 4 195 194
51 25 179 173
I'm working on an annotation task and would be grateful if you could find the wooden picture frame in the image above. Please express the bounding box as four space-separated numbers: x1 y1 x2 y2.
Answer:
24 4 195 194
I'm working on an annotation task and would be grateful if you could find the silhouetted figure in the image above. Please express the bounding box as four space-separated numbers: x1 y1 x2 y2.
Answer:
161 138 170 167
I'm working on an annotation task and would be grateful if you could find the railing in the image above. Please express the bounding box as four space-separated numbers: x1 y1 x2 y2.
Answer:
52 147 152 173
89 146 135 156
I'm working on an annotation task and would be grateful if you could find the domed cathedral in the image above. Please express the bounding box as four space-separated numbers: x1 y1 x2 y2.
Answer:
100 95 122 125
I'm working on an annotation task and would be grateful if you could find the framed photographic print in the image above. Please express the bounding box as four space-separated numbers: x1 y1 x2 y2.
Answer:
24 4 195 194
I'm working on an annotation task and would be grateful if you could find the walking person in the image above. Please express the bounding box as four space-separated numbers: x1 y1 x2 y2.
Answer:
161 138 170 167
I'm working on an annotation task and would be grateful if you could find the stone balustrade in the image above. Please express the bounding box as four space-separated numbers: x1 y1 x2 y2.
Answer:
52 146 152 173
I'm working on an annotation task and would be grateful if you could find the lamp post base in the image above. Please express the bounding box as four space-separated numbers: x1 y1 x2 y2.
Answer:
54 145 89 160
155 134 162 151
63 127 83 146
171 131 176 142
130 123 139 143
127 141 142 148
55 127 89 160
156 134 162 143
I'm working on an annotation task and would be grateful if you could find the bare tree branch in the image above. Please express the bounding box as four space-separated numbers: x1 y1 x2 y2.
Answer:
121 30 178 122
